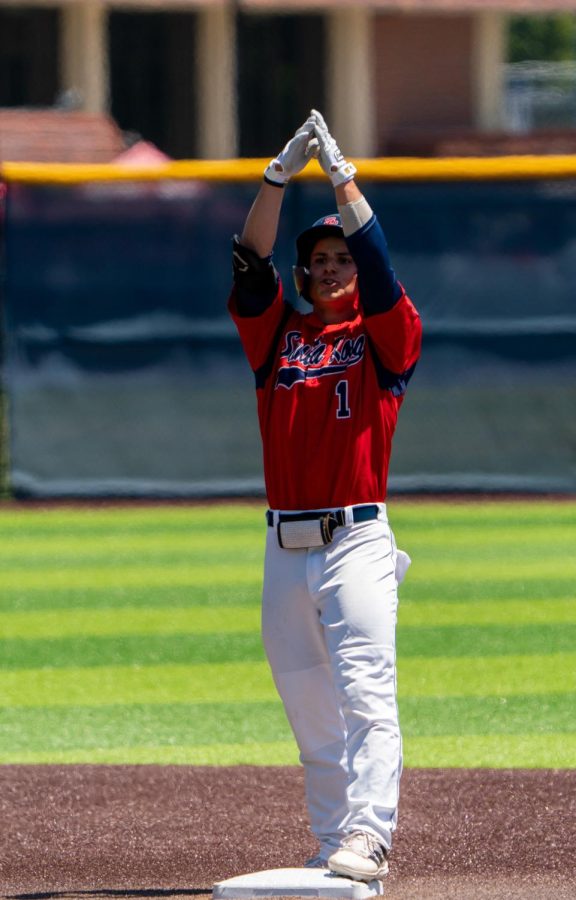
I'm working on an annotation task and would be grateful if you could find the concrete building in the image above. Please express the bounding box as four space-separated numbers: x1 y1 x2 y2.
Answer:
1 0 576 162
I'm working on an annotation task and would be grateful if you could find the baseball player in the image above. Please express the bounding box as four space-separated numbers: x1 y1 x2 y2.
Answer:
228 110 422 882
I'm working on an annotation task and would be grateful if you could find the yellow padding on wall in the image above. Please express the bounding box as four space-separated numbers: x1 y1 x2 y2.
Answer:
3 154 576 184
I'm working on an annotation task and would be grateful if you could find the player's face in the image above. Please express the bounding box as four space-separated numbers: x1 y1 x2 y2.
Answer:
308 237 358 321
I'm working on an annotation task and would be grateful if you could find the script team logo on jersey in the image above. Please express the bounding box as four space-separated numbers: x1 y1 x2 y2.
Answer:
276 330 365 390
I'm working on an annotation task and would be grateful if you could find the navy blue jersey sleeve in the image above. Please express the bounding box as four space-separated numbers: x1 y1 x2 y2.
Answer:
345 215 402 316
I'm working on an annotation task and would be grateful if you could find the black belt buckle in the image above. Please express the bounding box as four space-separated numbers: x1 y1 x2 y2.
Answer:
320 512 339 544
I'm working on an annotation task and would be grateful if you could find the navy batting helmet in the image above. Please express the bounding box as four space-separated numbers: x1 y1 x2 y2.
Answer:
295 214 344 268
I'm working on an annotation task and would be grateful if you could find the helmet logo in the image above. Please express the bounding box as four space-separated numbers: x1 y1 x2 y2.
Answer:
321 216 340 226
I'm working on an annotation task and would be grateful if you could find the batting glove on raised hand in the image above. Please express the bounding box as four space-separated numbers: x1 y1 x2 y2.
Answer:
311 109 357 187
264 116 319 186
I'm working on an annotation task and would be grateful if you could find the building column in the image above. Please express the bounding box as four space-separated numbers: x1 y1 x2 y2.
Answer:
471 10 506 131
60 1 108 113
196 2 237 159
326 7 375 157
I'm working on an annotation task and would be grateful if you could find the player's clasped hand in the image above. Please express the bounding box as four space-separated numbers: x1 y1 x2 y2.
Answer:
264 115 320 186
263 109 356 188
311 109 357 187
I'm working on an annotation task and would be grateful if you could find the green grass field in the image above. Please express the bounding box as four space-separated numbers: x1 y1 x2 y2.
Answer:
0 500 574 767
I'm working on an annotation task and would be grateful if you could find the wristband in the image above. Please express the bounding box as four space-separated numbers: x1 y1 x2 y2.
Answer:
263 175 286 188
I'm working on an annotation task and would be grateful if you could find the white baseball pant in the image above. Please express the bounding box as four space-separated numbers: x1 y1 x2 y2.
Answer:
261 504 406 861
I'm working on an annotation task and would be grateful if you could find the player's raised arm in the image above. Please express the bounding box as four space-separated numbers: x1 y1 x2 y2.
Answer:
232 116 318 319
311 109 403 314
239 116 318 258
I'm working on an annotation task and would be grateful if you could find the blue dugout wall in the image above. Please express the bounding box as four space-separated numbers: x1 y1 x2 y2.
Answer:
1 158 576 497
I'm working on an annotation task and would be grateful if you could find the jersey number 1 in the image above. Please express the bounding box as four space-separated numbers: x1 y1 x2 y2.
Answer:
335 380 351 419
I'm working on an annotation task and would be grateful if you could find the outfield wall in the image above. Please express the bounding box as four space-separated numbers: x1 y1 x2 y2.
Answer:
1 158 575 497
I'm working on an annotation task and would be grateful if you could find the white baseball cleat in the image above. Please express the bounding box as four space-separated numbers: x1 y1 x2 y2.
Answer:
328 831 389 882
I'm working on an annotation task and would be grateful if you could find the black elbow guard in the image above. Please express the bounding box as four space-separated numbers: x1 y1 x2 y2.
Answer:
232 235 278 296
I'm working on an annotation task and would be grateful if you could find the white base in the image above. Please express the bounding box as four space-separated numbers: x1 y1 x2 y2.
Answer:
212 867 385 899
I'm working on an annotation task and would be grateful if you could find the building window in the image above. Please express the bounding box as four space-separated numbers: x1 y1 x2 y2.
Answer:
0 7 59 107
237 14 326 157
109 11 197 158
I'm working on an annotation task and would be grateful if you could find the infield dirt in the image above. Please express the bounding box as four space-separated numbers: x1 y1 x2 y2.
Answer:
1 765 575 899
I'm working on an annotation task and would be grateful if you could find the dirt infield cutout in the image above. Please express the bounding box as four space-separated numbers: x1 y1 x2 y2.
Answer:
0 766 574 899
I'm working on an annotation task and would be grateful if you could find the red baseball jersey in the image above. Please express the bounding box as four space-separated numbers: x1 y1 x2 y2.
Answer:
229 278 421 510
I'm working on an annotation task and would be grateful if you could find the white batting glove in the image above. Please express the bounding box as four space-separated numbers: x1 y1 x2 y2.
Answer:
311 109 357 187
264 116 318 186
